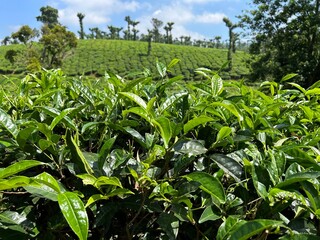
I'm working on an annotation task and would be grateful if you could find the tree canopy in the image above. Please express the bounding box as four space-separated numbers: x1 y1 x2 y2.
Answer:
40 25 77 68
36 5 59 27
240 0 320 86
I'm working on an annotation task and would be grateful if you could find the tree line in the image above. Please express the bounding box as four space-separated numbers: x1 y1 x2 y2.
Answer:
4 0 318 87
2 5 249 74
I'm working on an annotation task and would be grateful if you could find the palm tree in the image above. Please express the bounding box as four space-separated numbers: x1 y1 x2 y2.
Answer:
124 16 132 40
77 13 85 39
164 25 169 44
108 25 117 39
115 27 123 39
131 21 140 41
223 17 238 71
167 22 174 44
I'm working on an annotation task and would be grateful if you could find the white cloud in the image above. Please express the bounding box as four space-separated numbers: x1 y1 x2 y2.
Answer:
196 12 225 23
57 0 141 26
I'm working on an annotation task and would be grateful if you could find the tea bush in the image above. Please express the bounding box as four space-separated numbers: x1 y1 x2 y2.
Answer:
1 61 320 239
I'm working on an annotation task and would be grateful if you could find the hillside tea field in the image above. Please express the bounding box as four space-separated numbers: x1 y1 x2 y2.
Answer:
1 62 320 239
0 40 250 80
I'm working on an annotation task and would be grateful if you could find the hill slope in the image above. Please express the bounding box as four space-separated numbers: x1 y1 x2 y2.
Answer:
0 40 250 79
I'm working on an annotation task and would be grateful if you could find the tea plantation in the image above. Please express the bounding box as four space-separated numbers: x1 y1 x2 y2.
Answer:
0 39 250 80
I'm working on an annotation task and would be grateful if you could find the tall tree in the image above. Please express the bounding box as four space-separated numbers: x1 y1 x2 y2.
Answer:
164 25 169 44
77 13 85 39
124 16 132 40
240 0 320 86
151 18 163 43
223 17 237 71
36 6 59 28
108 25 117 39
167 22 174 44
147 29 153 55
131 21 140 41
115 27 123 39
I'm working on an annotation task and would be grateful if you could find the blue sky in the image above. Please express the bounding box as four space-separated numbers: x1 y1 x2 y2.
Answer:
0 0 251 42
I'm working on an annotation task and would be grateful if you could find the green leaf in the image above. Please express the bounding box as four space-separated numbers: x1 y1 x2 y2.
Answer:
94 176 123 189
85 189 134 208
0 211 32 236
66 131 94 175
184 172 226 204
210 154 243 183
98 136 117 168
0 176 30 190
152 116 172 149
211 74 224 96
288 82 306 94
36 106 77 130
173 140 207 156
24 172 62 201
119 92 147 110
212 101 244 122
216 126 232 143
0 160 44 179
123 126 146 148
199 206 221 223
156 59 167 78
159 91 188 114
0 108 18 138
122 107 150 122
305 88 320 95
49 107 75 130
58 192 89 240
184 115 214 134
157 212 179 240
217 216 244 240
279 234 320 240
280 73 298 82
229 219 283 240
167 58 180 69
276 171 320 189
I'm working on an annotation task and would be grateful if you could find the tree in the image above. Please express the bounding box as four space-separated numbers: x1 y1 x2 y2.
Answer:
11 25 37 45
214 36 222 48
36 6 59 28
124 16 132 40
1 36 11 45
164 25 169 44
223 17 237 71
77 13 85 39
108 25 117 39
147 29 153 55
240 0 320 86
131 21 140 41
115 27 123 39
151 18 163 43
40 25 77 68
108 26 122 39
5 50 18 65
167 22 174 44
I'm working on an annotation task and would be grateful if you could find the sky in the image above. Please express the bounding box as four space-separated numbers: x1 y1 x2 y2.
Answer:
0 0 251 42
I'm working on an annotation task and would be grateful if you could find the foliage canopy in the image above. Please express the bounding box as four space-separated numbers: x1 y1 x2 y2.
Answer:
1 61 320 239
240 0 320 86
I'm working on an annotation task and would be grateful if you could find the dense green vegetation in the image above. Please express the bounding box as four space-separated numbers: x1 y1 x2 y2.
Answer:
0 40 250 80
1 61 320 239
240 0 320 87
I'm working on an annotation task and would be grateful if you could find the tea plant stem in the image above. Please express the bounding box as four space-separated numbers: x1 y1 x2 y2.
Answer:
126 190 147 239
